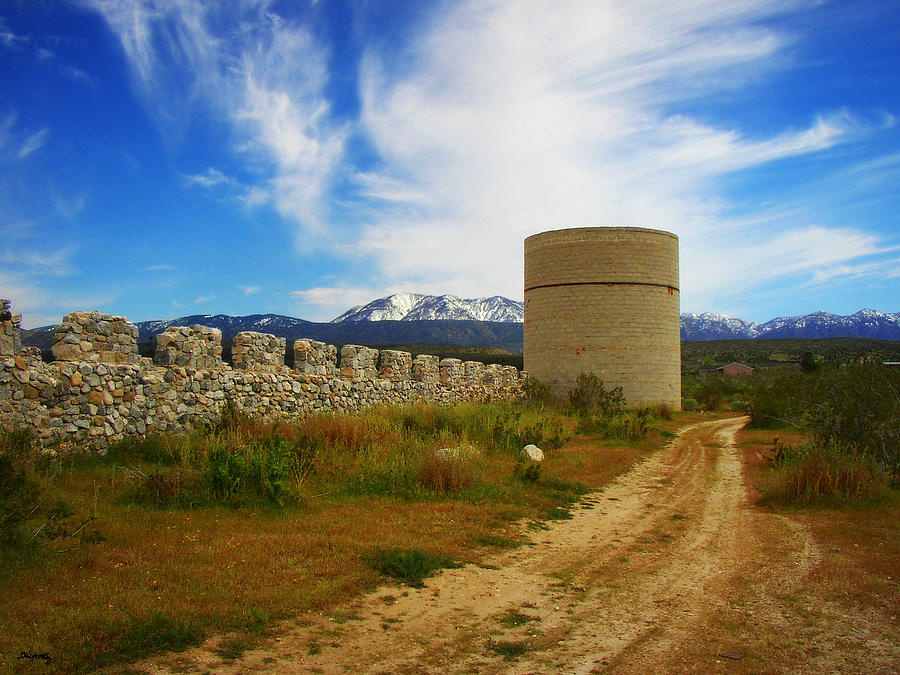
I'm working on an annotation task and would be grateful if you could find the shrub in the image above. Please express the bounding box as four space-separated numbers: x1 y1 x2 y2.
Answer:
113 612 204 661
522 377 553 404
568 372 624 417
805 364 900 483
205 438 298 506
363 547 461 587
418 446 479 492
651 403 674 421
606 412 649 441
578 410 649 440
765 443 889 506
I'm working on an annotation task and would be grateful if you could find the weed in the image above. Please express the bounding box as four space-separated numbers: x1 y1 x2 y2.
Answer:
489 639 529 660
0 429 39 548
764 443 889 506
515 462 542 482
205 438 299 506
113 612 204 662
364 547 461 587
215 636 250 661
568 372 624 416
475 534 520 549
418 445 479 492
499 608 540 628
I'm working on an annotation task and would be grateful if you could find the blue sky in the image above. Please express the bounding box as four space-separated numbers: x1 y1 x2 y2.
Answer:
1 0 898 328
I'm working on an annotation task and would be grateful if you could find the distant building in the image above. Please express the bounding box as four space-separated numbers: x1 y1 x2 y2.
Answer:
884 362 900 368
717 363 754 376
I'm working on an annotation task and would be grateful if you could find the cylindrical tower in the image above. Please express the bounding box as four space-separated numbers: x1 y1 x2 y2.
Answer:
524 227 680 409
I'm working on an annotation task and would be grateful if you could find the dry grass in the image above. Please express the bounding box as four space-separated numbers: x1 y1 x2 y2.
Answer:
737 425 900 617
0 402 672 673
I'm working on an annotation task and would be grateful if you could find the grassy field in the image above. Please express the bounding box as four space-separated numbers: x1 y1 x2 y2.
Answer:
0 401 682 673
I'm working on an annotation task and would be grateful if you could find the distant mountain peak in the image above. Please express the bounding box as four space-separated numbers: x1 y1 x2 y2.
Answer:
681 309 900 341
332 293 524 323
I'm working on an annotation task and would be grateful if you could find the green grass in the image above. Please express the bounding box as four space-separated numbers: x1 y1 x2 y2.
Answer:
489 639 530 659
112 612 205 664
363 547 462 587
499 608 540 628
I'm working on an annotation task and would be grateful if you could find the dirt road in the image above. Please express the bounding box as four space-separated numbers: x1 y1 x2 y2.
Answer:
144 417 898 674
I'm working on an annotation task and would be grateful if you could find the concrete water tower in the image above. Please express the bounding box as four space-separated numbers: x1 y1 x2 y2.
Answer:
524 227 681 409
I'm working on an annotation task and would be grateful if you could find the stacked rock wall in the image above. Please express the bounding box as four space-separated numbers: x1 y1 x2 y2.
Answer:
51 311 139 364
0 300 525 454
340 345 378 380
154 325 223 369
412 355 440 384
440 358 464 386
0 299 21 357
232 331 285 372
293 339 337 376
379 350 412 382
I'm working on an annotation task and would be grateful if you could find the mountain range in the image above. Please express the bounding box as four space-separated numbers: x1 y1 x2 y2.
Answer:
19 295 900 354
680 308 900 340
332 293 524 322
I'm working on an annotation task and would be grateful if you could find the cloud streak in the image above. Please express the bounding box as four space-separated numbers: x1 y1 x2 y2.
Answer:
82 0 345 235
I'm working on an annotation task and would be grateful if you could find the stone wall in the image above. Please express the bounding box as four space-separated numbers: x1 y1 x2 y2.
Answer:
154 325 223 369
0 300 525 454
232 331 286 372
51 311 140 364
293 339 337 376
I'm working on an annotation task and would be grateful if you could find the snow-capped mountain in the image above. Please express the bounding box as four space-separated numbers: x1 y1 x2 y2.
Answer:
135 314 315 341
752 309 900 339
680 313 757 340
332 294 525 323
680 309 900 341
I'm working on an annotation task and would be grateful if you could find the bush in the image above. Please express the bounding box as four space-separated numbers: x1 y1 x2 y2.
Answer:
418 446 479 492
806 364 900 483
577 410 649 440
748 364 899 483
568 373 624 417
363 547 461 587
765 443 889 506
522 377 553 404
205 438 299 506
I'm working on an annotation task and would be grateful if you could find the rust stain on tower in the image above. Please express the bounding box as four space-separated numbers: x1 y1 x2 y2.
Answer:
524 227 681 409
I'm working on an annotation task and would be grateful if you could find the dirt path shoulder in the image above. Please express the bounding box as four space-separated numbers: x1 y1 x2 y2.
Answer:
141 417 898 674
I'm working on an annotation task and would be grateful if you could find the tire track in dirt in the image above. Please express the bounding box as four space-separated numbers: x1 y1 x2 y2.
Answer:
140 416 825 674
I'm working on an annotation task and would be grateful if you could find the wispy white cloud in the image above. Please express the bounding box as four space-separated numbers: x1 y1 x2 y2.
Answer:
0 113 49 162
182 168 232 189
0 18 29 51
83 0 345 235
143 264 175 271
289 286 380 322
16 129 50 160
347 0 895 309
1 246 74 276
194 294 215 304
240 285 261 296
